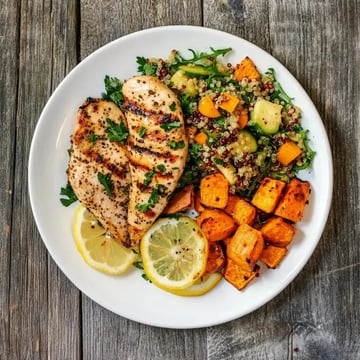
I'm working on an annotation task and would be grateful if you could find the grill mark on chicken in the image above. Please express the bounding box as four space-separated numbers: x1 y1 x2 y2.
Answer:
122 75 188 245
67 98 133 247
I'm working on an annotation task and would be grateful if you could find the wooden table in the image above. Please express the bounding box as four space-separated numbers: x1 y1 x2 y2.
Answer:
2 1 359 359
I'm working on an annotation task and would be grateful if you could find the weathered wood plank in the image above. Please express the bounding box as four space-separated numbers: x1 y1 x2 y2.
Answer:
0 1 20 359
7 1 81 359
79 1 207 359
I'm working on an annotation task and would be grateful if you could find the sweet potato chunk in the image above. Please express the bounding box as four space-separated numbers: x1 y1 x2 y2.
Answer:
225 195 256 225
260 245 288 269
274 178 311 222
200 172 229 209
194 191 205 213
251 177 286 213
197 209 237 241
205 242 225 275
224 258 259 290
234 57 261 81
163 185 194 214
259 216 296 247
226 224 264 272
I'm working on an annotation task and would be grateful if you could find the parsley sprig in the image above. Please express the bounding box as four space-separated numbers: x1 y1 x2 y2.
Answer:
102 75 124 108
60 182 78 207
106 118 129 144
136 56 158 76
136 184 167 212
98 172 113 197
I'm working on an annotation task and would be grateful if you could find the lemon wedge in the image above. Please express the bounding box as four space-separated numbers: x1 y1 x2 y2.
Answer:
140 216 208 291
169 272 222 296
72 204 138 275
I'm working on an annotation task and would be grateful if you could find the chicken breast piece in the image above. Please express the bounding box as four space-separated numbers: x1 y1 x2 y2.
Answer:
67 98 133 247
122 75 188 245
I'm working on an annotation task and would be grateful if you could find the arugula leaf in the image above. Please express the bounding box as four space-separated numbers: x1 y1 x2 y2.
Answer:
136 56 158 76
105 118 129 144
97 172 113 197
102 75 124 107
60 182 78 207
266 68 294 105
174 47 232 66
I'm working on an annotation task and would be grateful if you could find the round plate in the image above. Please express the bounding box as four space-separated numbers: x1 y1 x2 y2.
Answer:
28 25 333 329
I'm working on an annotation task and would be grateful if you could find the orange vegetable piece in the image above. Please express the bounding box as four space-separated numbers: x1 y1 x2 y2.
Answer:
251 177 286 213
197 209 237 241
224 195 256 225
274 178 311 222
186 125 197 139
163 185 194 214
238 109 249 129
200 172 229 209
194 191 205 213
218 93 240 113
259 216 296 247
194 131 208 145
223 258 259 290
276 140 303 166
260 245 288 269
204 242 225 274
226 224 264 272
234 57 261 81
198 96 221 118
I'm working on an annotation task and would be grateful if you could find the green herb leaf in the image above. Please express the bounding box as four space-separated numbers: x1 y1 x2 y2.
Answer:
136 184 167 212
60 182 78 207
213 157 224 165
139 126 146 138
98 172 113 197
266 68 294 105
160 121 181 132
168 140 185 150
89 133 99 146
136 56 158 76
106 118 129 144
143 169 157 187
156 164 166 173
102 75 124 107
169 102 176 111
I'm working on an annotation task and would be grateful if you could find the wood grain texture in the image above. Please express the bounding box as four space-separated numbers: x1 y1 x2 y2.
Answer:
1 0 359 359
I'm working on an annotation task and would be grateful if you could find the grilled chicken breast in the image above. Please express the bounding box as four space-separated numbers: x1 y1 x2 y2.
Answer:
67 98 132 247
122 75 188 245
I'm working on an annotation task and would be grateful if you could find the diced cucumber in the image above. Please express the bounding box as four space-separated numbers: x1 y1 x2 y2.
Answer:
232 130 258 154
178 64 213 77
214 162 237 185
251 99 283 135
170 70 198 97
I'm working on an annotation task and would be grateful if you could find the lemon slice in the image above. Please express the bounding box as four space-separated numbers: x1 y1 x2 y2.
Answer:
73 204 138 275
170 272 222 296
140 216 208 291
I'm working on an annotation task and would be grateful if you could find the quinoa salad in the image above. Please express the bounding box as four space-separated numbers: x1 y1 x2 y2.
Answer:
102 47 315 198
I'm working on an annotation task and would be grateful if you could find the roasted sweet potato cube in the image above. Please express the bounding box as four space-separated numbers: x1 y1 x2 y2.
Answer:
260 245 288 269
225 195 257 225
197 209 237 241
251 177 286 213
224 258 259 290
226 224 264 271
205 242 225 275
274 178 311 222
163 185 194 214
259 216 296 247
200 172 229 209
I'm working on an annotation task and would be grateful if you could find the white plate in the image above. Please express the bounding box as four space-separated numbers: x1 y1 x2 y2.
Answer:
28 25 333 329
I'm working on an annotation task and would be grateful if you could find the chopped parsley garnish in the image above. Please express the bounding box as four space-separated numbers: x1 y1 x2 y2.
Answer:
97 172 113 197
136 184 167 212
136 56 158 76
169 102 176 111
213 157 225 165
168 140 185 150
156 164 166 173
143 169 157 187
160 121 181 132
102 75 123 108
139 126 146 137
105 118 129 144
189 143 202 165
89 133 99 146
60 182 78 207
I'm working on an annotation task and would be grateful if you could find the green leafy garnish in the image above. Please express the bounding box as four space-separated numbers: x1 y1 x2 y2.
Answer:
157 164 166 173
139 126 146 138
143 169 157 187
169 102 177 111
266 68 294 105
89 133 99 146
189 143 202 165
60 182 78 207
136 56 158 76
106 118 129 144
102 75 124 108
168 140 185 150
213 157 225 165
160 121 181 132
97 172 113 197
136 184 166 212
